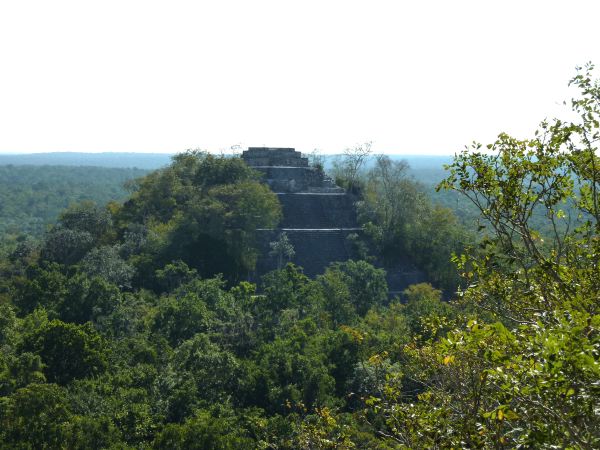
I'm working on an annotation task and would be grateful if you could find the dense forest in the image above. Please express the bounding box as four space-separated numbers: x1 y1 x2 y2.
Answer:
0 67 598 449
0 165 148 246
0 156 453 247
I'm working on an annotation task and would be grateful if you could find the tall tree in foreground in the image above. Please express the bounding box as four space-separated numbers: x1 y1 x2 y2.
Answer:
365 65 600 448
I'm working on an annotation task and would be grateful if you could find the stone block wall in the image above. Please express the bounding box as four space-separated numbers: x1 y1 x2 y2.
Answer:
244 147 425 293
277 193 358 228
253 229 357 278
243 147 309 167
242 147 339 193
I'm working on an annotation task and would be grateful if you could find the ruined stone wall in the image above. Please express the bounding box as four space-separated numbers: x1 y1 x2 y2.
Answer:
242 147 342 193
277 193 358 228
243 147 308 167
245 147 357 277
245 147 424 292
254 229 357 278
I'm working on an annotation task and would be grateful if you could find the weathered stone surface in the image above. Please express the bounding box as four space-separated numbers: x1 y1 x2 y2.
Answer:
254 229 358 278
244 148 357 277
245 147 425 293
277 193 358 229
242 147 342 193
243 147 309 167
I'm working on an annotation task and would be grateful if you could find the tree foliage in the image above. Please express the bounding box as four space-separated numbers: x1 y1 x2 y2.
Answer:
0 165 147 245
117 151 282 284
353 154 469 290
363 64 600 449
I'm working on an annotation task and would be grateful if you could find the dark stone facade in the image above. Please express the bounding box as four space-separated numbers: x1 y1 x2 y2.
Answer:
245 147 424 292
242 147 342 193
244 147 358 278
243 147 309 167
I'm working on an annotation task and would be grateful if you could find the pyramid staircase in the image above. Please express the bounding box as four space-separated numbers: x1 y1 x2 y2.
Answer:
243 147 424 290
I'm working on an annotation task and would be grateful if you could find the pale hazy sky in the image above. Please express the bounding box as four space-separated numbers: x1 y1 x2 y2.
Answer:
1 0 599 155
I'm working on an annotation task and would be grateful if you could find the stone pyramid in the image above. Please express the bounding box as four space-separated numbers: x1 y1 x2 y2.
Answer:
243 147 360 278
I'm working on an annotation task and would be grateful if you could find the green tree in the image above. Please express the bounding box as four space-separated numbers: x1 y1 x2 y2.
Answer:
152 292 213 347
251 321 337 413
357 154 467 290
79 245 134 288
260 264 311 314
40 201 113 266
3 352 46 394
62 415 123 450
21 319 108 384
331 142 372 193
155 260 198 293
326 260 388 316
12 262 68 315
117 151 281 284
359 154 418 258
153 410 255 449
41 227 95 265
0 383 72 448
58 201 112 239
171 334 241 404
59 273 122 324
366 65 600 449
269 232 295 269
402 282 452 337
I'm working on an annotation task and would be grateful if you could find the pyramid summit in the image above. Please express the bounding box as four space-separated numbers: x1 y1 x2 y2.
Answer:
242 147 342 194
243 147 358 278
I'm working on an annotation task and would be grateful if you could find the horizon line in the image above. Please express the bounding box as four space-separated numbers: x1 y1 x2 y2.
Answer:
0 150 455 157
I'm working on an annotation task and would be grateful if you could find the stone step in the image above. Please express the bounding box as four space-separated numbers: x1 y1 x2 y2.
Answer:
277 193 358 229
253 229 357 278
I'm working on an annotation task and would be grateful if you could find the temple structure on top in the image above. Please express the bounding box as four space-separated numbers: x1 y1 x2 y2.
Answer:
242 147 309 167
242 147 342 193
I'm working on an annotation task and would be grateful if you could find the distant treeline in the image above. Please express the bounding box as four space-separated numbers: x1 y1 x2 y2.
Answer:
0 151 452 182
0 152 173 169
0 165 148 243
0 155 569 254
0 153 457 243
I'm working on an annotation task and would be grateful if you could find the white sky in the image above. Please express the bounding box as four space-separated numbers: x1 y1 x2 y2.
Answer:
1 0 598 155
